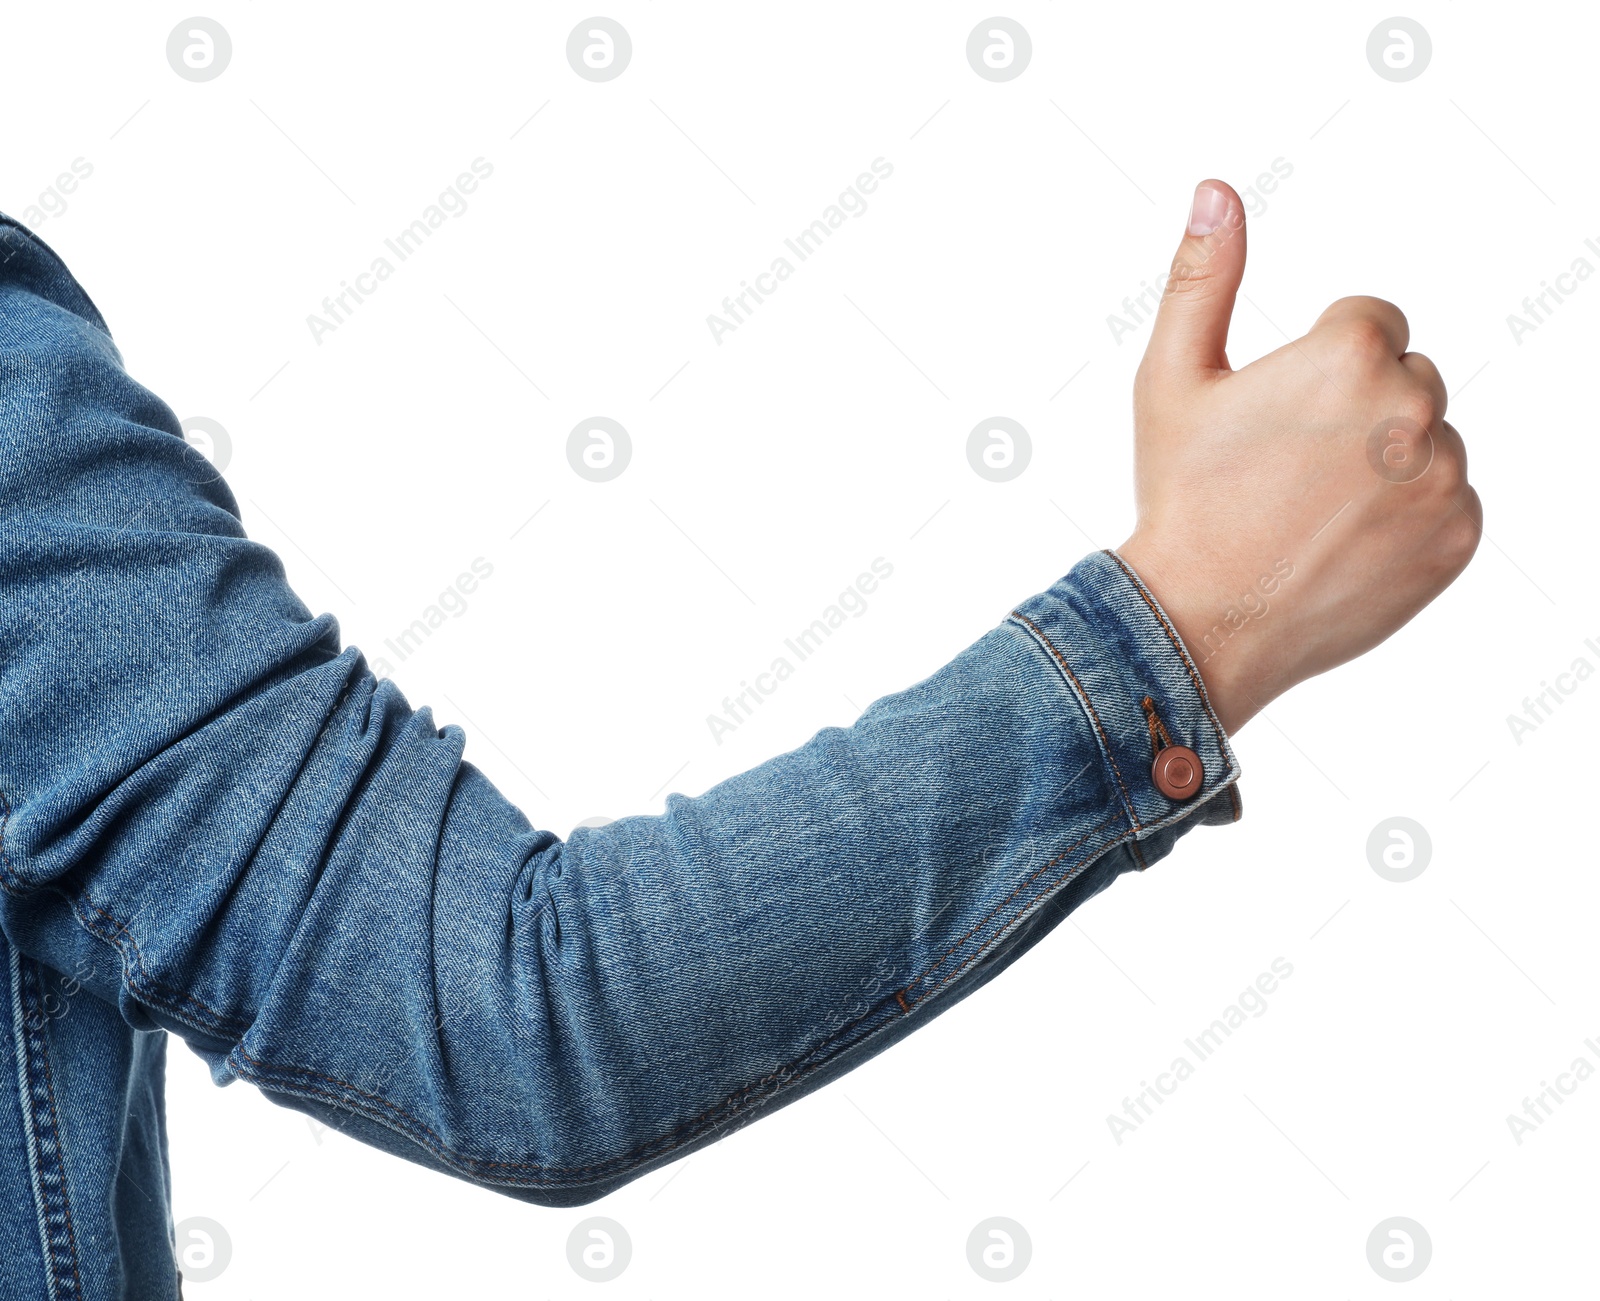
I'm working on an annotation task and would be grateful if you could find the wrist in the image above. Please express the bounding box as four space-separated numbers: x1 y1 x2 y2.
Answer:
1114 534 1276 736
1014 551 1244 834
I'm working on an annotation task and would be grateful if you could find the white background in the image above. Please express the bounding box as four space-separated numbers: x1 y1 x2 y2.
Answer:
2 2 1595 1296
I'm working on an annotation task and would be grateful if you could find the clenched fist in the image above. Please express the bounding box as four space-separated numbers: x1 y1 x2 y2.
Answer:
1118 179 1483 735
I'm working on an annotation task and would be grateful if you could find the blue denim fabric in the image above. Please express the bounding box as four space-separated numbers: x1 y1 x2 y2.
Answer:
0 213 1241 1299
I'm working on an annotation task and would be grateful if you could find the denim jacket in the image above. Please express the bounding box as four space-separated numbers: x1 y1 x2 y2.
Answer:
0 214 1241 1299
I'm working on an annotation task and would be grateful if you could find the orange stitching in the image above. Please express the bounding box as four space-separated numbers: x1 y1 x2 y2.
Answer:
1140 695 1173 755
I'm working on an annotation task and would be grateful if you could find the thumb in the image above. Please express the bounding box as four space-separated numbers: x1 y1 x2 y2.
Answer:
1142 179 1248 378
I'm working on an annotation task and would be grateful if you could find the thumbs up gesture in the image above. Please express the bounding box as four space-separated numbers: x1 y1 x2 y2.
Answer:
1118 180 1483 735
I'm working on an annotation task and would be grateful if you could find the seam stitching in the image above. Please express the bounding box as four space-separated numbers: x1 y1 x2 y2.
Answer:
0 660 369 1042
901 826 1126 1008
1101 549 1235 772
230 820 1134 1187
17 958 86 1300
0 687 1136 1193
899 812 1119 1003
1007 611 1141 832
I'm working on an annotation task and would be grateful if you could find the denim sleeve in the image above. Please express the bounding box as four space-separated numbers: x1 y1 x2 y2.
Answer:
0 216 1241 1206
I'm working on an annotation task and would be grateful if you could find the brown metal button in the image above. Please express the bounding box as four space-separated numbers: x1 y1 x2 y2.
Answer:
1151 745 1203 801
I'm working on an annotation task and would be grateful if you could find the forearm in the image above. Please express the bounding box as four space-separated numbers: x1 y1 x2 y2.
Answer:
1 548 1241 1204
242 550 1240 1203
0 215 1242 1205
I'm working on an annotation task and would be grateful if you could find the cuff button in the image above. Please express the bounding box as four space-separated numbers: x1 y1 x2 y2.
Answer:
1152 745 1203 801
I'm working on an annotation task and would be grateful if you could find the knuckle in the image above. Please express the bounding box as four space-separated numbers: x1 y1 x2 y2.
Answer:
1429 448 1467 493
1318 295 1409 365
1372 296 1408 333
1415 431 1467 496
1444 502 1483 564
1405 352 1444 394
1335 317 1393 360
1165 251 1220 295
1334 294 1405 325
1394 391 1437 430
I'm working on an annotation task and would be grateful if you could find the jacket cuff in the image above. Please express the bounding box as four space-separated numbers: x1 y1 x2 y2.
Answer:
1008 549 1242 868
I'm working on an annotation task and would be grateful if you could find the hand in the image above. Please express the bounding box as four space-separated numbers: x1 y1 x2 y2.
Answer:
1118 179 1482 735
